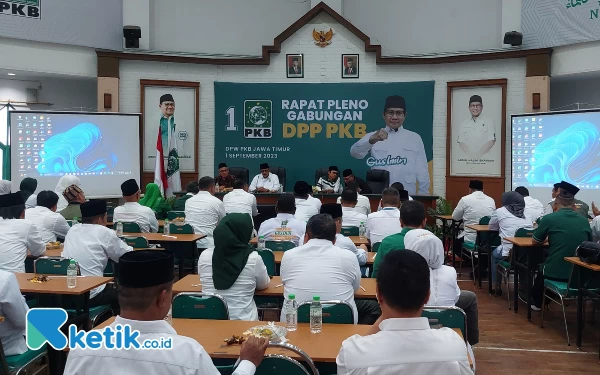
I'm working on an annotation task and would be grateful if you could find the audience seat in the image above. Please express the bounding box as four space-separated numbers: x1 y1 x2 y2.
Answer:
365 170 390 194
297 300 354 324
172 292 229 320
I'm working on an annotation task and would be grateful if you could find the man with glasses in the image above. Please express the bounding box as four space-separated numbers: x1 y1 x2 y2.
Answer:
457 95 496 158
215 162 236 191
317 165 342 193
350 95 430 195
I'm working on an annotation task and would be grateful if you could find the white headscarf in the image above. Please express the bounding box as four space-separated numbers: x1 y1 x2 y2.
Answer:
403 228 444 269
55 175 81 211
0 180 12 195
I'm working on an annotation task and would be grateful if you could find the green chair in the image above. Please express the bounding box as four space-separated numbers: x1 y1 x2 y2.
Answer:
265 241 296 252
422 306 467 343
297 300 354 324
497 227 534 310
167 211 186 220
103 260 115 277
340 226 359 236
459 216 500 282
372 242 381 253
67 220 73 227
121 236 149 248
0 339 49 375
172 292 229 320
113 222 141 233
541 243 600 346
169 223 194 234
258 249 276 277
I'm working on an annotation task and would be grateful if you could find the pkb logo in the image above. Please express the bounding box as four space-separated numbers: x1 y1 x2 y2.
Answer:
244 100 272 139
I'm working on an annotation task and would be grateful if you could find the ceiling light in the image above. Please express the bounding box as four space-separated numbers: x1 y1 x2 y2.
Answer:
7 73 16 76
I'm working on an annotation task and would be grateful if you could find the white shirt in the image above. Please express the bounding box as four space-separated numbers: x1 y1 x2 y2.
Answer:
457 115 496 146
524 196 544 222
489 207 534 256
280 238 361 323
63 316 256 375
0 270 28 356
113 202 159 233
258 213 306 246
198 249 269 321
223 189 258 217
428 266 461 306
452 191 496 244
249 173 280 192
307 195 322 211
336 317 471 375
0 218 45 273
543 199 555 217
341 206 368 228
366 207 401 245
25 206 71 243
185 191 226 248
335 233 367 265
294 198 319 222
25 194 37 209
350 126 430 195
337 194 371 216
62 224 132 298
591 216 600 242
316 176 342 193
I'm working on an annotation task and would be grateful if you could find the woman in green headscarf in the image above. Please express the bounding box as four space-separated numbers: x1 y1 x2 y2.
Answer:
198 213 270 321
139 183 171 219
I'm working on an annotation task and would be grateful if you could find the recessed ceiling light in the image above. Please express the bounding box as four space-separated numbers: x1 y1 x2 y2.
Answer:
7 73 16 76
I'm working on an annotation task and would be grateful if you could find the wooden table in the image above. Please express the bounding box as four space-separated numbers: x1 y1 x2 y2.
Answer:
173 274 377 299
465 224 497 292
271 251 374 265
107 220 165 228
565 256 600 356
250 236 369 247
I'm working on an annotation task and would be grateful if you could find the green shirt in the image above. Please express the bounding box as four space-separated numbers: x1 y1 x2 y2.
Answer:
59 203 82 220
574 199 590 219
532 208 592 280
372 227 414 278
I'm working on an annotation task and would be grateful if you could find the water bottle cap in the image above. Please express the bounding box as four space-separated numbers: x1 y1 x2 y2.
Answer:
259 236 264 239
313 296 320 301
288 294 295 299
69 259 76 264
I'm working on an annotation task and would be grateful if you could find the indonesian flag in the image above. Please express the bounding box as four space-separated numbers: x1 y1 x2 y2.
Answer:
154 127 168 195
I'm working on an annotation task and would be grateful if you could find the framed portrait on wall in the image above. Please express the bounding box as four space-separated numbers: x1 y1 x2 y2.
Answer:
140 80 199 174
286 54 304 78
341 54 359 78
447 79 507 178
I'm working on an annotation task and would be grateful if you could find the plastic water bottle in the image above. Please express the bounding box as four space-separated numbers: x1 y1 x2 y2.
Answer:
359 221 366 239
309 296 322 334
257 236 266 250
164 305 172 325
116 221 123 237
284 294 298 332
72 216 79 225
163 219 170 236
67 260 78 288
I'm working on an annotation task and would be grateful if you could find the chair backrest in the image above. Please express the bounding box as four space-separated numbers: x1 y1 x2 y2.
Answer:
297 300 354 324
228 167 250 185
265 240 296 252
478 216 491 225
121 236 149 248
113 221 141 233
172 292 229 320
258 249 276 277
34 257 73 275
515 228 535 238
259 343 319 375
66 220 73 227
340 226 359 236
372 242 381 253
103 260 115 277
314 167 329 185
167 211 185 220
422 306 467 343
169 223 194 234
0 338 10 375
476 216 501 248
269 166 286 192
365 170 390 194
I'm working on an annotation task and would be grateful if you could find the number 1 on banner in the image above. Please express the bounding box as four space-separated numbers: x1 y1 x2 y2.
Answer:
226 107 237 131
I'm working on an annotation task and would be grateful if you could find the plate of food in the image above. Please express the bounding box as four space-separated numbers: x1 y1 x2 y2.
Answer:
171 217 185 226
46 242 62 249
223 322 287 345
28 275 50 283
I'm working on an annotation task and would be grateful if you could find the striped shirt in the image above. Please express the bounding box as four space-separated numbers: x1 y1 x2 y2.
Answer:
317 177 342 193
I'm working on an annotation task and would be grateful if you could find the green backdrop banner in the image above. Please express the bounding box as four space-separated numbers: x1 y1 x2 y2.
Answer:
214 82 434 194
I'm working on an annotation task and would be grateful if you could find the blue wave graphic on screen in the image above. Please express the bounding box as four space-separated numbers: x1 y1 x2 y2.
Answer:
36 123 117 174
527 121 600 185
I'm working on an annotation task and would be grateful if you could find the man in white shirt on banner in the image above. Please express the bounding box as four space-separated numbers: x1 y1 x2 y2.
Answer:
25 190 71 243
280 214 362 323
317 165 343 193
258 194 306 246
366 188 402 245
64 250 268 375
336 250 471 374
185 176 226 249
515 186 544 222
249 163 280 193
223 179 258 219
293 181 319 222
337 181 371 215
113 179 159 233
0 192 45 273
339 188 368 229
62 200 132 309
452 180 496 247
456 95 496 159
0 269 29 356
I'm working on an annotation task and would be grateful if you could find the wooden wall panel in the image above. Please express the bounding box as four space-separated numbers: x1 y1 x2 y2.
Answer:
141 172 198 193
445 176 503 209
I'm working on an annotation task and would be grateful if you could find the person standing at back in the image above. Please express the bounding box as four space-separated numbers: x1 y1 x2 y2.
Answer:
113 179 159 233
514 186 544 222
25 190 71 243
185 176 226 249
452 180 496 248
172 181 199 211
366 188 401 245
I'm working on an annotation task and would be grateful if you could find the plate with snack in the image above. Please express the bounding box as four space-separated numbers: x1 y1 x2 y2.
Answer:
223 322 287 346
28 275 50 283
46 241 62 249
171 217 186 226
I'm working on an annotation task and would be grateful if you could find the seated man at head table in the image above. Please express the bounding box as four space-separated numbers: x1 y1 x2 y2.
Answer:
342 168 372 195
64 250 269 375
530 181 592 310
451 179 496 251
320 203 368 266
25 190 71 243
366 187 401 246
317 165 343 194
336 250 471 374
249 163 280 193
258 194 306 246
293 180 319 222
339 188 368 228
280 214 366 324
542 182 590 219
223 179 258 219
215 162 236 192
185 176 226 249
0 192 45 273
372 200 427 278
172 181 199 211
62 200 132 310
59 184 86 220
338 180 371 216
0 268 30 356
113 179 159 233
514 186 544 222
